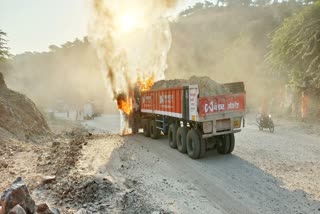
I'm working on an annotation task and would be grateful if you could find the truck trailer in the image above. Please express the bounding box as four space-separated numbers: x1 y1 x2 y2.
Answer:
129 81 246 159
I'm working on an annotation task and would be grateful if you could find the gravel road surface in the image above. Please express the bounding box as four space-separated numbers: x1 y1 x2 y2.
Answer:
80 114 320 214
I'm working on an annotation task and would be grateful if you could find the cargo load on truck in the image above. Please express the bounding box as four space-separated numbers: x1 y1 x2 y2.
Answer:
151 76 230 97
127 76 246 159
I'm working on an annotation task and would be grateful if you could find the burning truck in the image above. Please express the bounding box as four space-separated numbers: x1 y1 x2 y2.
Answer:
117 76 246 159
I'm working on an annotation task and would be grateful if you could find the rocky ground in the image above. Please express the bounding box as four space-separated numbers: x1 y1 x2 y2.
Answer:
72 114 320 214
0 72 50 142
0 71 161 213
0 117 166 214
2 113 320 213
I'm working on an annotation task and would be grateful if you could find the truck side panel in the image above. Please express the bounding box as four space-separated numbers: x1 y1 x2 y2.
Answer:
141 87 183 119
198 93 246 117
188 85 199 121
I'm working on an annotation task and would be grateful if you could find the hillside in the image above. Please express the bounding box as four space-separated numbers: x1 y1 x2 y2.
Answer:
167 6 299 106
0 72 50 141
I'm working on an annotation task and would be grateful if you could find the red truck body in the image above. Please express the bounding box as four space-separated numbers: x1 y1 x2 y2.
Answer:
140 87 183 118
198 93 246 116
131 82 246 159
140 87 245 119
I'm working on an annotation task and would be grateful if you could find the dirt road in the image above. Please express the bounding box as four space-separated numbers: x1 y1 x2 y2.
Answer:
80 114 320 214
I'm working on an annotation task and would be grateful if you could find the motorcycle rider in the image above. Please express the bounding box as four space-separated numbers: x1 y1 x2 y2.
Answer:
257 96 274 132
259 97 269 123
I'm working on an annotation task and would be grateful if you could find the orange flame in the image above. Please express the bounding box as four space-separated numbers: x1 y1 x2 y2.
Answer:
138 75 154 91
116 75 154 116
117 94 132 115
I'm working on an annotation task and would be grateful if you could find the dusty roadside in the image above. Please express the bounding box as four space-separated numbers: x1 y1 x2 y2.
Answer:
2 114 320 214
0 117 168 213
94 114 320 214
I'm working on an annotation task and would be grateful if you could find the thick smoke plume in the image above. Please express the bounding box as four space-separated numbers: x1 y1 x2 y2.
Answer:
89 0 182 100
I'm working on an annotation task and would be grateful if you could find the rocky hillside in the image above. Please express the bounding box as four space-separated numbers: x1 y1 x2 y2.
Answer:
0 72 50 141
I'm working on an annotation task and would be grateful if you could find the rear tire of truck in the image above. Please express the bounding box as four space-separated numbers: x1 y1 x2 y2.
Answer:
176 127 188 153
186 129 201 159
168 124 178 149
227 133 235 154
132 125 139 134
217 134 231 155
143 120 150 137
150 120 160 139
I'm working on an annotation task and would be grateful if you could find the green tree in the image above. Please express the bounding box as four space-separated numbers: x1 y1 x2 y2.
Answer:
267 1 320 92
225 0 252 7
204 1 214 7
254 0 271 6
0 30 11 62
180 2 215 16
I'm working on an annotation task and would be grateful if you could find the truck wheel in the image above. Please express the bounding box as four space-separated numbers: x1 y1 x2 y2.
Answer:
143 120 150 137
186 129 201 159
227 133 235 154
269 126 274 133
176 127 188 153
132 128 138 134
132 125 139 134
150 120 160 139
168 124 178 149
269 121 275 133
217 134 231 155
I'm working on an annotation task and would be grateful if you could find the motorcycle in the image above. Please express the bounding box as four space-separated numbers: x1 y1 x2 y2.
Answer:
256 113 274 133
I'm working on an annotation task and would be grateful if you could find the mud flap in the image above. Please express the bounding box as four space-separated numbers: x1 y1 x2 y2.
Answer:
199 138 207 158
197 129 207 158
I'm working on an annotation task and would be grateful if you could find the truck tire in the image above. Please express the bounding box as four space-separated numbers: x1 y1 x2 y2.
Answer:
227 133 235 154
150 120 160 139
269 121 275 133
217 134 231 155
143 120 150 137
168 124 178 149
176 127 188 153
186 129 201 159
132 126 139 134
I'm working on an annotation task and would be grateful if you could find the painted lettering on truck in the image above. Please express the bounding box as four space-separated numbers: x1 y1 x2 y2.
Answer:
199 94 245 116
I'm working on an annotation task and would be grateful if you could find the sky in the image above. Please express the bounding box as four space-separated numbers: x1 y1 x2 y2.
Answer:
0 0 208 55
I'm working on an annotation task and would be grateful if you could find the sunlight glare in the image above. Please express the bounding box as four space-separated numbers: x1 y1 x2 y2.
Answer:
120 14 137 33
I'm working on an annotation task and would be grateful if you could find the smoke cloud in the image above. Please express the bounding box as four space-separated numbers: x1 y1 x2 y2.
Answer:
89 0 183 100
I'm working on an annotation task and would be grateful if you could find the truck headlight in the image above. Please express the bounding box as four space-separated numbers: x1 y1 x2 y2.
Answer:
203 121 212 134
